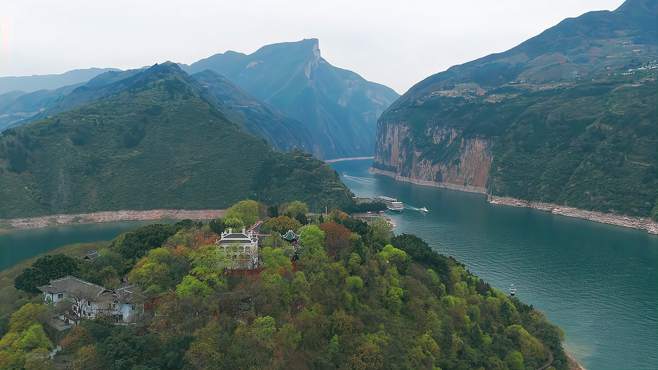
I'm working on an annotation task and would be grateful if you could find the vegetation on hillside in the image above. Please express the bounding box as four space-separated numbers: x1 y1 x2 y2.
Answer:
0 63 353 219
377 0 658 219
3 200 567 369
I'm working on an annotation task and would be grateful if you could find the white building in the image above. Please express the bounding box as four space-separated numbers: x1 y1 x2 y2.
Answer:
38 276 144 324
217 228 259 269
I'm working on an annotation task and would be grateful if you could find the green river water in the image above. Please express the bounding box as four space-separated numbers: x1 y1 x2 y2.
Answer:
0 159 656 369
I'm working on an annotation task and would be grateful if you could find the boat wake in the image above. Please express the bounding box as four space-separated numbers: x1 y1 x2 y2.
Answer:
405 204 429 213
342 174 375 184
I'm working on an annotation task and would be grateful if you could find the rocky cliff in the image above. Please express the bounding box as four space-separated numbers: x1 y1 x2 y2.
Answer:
373 0 658 221
374 123 491 192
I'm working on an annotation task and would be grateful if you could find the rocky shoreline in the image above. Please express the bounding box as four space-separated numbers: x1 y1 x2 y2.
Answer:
370 167 658 235
369 167 487 194
0 209 226 231
488 196 658 235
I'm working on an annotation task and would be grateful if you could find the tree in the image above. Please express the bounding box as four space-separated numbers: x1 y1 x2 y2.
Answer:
185 321 223 369
319 222 352 258
112 224 178 260
176 275 212 299
370 218 392 246
208 218 225 235
505 350 525 370
262 216 301 234
8 303 48 333
15 254 80 293
225 200 262 227
72 345 101 370
128 247 190 295
377 244 409 272
282 201 309 220
299 225 325 255
189 246 229 289
261 247 292 273
224 216 244 230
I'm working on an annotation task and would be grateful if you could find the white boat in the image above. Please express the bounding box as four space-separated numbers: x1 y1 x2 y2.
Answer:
376 196 404 212
419 207 429 213
509 284 517 296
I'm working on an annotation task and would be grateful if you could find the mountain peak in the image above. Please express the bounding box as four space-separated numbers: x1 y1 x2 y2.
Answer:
616 0 658 14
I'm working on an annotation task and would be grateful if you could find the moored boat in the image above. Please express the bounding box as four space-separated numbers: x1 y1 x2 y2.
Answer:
376 196 404 212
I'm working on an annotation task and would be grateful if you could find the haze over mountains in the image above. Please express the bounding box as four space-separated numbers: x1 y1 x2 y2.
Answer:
375 0 658 220
0 62 354 218
185 39 399 158
0 39 398 159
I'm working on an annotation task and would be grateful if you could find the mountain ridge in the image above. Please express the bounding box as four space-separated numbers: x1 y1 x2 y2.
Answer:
0 63 354 218
185 39 399 159
375 0 658 220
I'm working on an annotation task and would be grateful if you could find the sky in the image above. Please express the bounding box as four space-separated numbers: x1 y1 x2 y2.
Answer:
0 0 625 94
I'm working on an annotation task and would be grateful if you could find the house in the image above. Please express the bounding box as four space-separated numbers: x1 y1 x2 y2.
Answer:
38 276 144 325
217 228 259 269
83 249 100 261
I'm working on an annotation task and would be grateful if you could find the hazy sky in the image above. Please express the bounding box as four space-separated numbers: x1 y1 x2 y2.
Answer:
0 0 624 93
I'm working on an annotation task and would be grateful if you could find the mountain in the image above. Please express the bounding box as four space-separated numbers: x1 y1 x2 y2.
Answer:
0 69 143 132
0 67 314 152
0 63 353 219
0 67 117 95
186 39 399 159
0 85 79 131
374 0 658 220
192 70 315 152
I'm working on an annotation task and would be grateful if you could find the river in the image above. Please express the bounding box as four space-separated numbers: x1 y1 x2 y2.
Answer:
0 159 656 369
333 159 657 370
0 221 151 270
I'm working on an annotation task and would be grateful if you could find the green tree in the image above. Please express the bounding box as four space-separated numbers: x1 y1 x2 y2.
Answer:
505 350 525 370
208 218 225 235
112 224 178 260
128 247 189 295
282 201 309 220
189 246 229 289
15 254 80 293
262 216 301 234
223 216 244 230
225 200 262 227
176 275 212 299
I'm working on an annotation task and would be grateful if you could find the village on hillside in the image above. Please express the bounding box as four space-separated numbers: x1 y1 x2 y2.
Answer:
29 200 392 336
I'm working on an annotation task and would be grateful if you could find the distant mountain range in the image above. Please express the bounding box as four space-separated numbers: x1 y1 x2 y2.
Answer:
0 67 117 95
0 39 398 158
375 0 658 220
0 63 354 218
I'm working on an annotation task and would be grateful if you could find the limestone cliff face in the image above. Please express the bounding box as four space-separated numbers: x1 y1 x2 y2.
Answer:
374 121 492 192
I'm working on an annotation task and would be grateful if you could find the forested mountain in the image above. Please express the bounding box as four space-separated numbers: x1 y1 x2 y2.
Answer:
0 67 116 95
0 63 353 218
374 0 658 219
186 39 400 159
0 69 143 132
192 70 315 152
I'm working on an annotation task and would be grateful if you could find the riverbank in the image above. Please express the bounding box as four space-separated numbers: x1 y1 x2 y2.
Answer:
488 196 658 235
369 167 487 194
324 156 374 163
369 167 658 235
567 351 587 370
0 209 225 231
